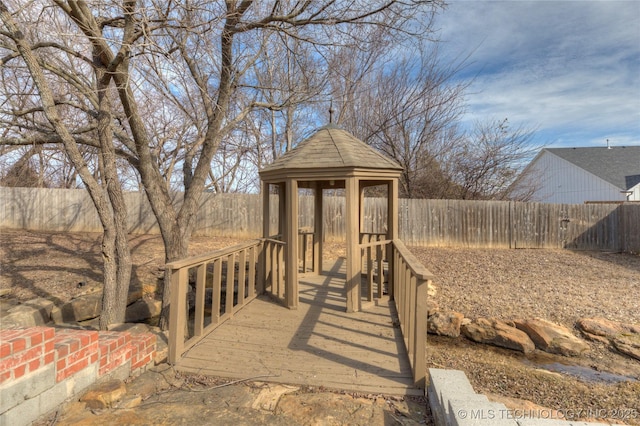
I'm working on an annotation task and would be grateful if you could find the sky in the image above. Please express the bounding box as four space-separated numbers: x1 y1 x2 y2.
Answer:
433 0 640 148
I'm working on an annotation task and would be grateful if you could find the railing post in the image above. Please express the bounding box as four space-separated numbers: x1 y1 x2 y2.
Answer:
253 241 269 294
249 244 257 297
194 263 206 337
376 244 384 298
212 258 222 323
238 249 247 305
168 267 187 364
226 253 235 316
413 278 428 388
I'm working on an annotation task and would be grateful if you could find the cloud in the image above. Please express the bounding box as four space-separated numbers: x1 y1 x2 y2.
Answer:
435 0 640 147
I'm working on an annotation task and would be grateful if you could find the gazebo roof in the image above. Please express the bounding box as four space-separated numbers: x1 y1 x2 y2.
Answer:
260 124 402 175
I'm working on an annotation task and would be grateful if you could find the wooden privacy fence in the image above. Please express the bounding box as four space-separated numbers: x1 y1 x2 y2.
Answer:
1 187 639 252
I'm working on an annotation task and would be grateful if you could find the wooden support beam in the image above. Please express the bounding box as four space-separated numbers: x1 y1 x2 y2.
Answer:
314 183 323 274
285 179 299 309
345 176 361 312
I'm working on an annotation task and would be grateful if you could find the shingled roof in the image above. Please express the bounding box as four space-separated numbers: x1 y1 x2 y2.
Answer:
260 124 402 173
546 146 640 190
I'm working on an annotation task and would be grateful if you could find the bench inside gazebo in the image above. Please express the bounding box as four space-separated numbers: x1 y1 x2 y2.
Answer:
166 125 434 394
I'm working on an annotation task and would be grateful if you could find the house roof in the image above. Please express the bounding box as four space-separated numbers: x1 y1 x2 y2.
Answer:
259 124 402 174
545 146 640 190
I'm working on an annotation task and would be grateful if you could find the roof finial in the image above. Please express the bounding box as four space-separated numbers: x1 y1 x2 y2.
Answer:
329 100 334 124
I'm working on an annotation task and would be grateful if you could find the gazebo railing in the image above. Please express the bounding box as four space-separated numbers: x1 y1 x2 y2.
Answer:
359 236 390 301
391 238 434 388
263 237 286 301
166 240 262 363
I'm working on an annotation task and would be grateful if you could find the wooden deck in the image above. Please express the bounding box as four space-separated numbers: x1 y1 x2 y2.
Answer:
175 258 420 395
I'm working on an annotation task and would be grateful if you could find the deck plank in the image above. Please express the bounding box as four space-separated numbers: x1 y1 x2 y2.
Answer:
175 259 420 395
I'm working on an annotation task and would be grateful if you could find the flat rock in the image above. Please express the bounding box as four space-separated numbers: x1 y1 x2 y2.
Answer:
462 317 535 353
515 318 589 357
0 297 54 328
80 379 127 409
251 384 299 411
611 334 640 361
52 292 102 323
427 310 464 338
577 317 621 337
124 298 162 322
276 392 389 425
576 317 640 361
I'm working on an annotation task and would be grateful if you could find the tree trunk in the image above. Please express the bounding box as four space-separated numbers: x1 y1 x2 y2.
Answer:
157 224 190 330
95 64 132 329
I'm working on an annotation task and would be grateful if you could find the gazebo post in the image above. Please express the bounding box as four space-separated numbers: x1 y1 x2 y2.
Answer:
259 181 270 294
285 178 299 309
278 182 286 239
387 178 399 299
313 182 323 274
345 176 361 312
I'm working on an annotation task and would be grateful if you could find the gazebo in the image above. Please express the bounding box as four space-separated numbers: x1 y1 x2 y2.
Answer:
259 124 403 312
168 124 431 388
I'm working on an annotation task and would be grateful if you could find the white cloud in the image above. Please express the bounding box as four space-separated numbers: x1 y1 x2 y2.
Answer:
435 0 640 147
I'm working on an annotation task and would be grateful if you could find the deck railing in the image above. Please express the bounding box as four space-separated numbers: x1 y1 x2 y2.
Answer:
166 240 262 363
391 238 434 388
166 234 433 389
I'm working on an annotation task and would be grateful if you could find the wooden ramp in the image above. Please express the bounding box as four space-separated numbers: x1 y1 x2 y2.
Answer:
175 258 420 395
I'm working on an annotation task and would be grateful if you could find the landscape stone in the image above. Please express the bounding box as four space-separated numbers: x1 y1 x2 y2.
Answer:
127 282 159 305
124 298 162 322
576 317 640 362
0 297 54 328
80 379 127 409
426 299 439 317
275 392 388 425
611 334 640 361
577 317 626 337
514 318 589 357
52 292 102 323
428 310 464 338
461 317 535 353
251 384 299 411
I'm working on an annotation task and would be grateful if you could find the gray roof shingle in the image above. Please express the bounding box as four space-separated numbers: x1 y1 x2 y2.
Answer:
260 124 402 173
546 146 640 190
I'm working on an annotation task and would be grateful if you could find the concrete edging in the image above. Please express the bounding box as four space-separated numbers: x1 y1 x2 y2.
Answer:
427 368 611 426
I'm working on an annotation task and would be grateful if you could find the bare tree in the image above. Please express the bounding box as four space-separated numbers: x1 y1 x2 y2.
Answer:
448 118 540 200
0 0 132 328
2 0 444 329
329 43 468 198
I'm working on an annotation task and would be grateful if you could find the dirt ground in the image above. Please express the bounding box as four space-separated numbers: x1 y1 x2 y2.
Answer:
1 229 640 425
